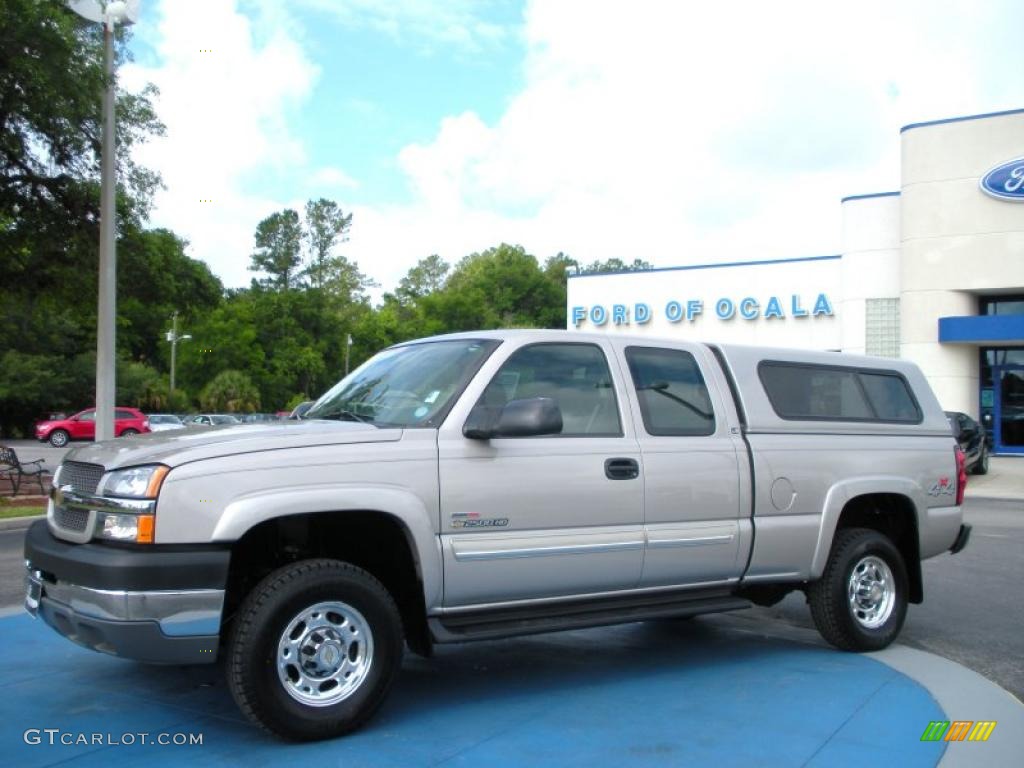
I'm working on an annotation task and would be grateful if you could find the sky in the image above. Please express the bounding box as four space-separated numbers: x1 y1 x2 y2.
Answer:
119 0 1024 298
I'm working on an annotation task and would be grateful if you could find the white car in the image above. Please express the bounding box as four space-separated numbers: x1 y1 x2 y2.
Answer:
186 413 241 427
145 414 185 432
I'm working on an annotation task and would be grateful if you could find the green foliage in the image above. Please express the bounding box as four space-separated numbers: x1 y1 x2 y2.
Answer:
395 254 449 304
199 370 260 413
249 209 303 290
304 198 353 290
285 393 310 411
579 257 654 274
166 389 192 413
117 360 167 411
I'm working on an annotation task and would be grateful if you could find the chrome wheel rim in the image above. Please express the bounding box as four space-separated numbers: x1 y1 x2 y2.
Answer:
848 555 895 629
51 432 67 447
277 601 374 707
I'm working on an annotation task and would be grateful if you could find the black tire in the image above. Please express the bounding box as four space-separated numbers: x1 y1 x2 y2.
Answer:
227 559 403 741
49 429 70 448
972 447 989 475
807 528 908 652
120 428 139 438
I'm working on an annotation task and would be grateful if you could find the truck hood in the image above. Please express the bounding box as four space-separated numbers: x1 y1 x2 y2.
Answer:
63 420 402 470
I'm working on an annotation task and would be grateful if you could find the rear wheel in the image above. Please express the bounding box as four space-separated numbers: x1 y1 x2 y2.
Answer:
227 559 403 741
48 429 69 448
807 528 908 651
120 428 139 438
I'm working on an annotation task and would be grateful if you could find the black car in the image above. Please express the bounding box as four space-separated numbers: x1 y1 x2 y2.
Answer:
945 411 991 475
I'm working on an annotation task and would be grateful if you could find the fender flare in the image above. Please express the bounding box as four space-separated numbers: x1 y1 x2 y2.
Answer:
809 476 926 580
213 485 442 609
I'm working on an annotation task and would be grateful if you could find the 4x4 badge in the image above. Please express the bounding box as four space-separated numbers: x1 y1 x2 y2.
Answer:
927 477 954 496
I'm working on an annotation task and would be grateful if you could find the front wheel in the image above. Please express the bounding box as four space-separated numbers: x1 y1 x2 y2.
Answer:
227 559 403 741
48 429 70 448
807 528 908 651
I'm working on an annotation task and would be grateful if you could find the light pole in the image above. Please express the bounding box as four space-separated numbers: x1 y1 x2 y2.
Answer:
67 1 140 440
166 311 191 401
345 333 353 375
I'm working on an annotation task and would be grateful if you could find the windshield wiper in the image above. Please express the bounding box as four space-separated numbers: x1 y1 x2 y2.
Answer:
638 382 715 420
323 409 372 424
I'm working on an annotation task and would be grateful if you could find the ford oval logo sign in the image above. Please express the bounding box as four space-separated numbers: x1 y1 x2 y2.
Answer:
980 156 1024 201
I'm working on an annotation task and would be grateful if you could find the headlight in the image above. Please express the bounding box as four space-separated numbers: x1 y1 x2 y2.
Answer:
101 465 169 499
99 513 155 543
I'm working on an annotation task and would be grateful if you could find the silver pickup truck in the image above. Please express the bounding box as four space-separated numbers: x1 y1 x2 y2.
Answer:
24 330 971 740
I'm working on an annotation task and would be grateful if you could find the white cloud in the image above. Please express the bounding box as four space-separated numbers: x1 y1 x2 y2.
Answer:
126 0 1023 298
121 0 347 287
309 166 360 190
345 0 1024 293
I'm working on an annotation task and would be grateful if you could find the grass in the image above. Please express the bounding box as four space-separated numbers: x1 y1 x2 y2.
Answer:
0 506 44 519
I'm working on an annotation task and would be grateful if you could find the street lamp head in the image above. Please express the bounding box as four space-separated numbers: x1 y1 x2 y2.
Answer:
67 0 140 27
182 335 193 341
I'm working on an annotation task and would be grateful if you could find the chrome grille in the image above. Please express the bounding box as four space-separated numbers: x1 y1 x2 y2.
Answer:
53 506 90 533
59 461 105 494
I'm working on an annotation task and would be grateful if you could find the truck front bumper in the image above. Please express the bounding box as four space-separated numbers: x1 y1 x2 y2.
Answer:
23 520 230 664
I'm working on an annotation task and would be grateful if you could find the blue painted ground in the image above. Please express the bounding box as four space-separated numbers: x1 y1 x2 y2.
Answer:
0 613 946 767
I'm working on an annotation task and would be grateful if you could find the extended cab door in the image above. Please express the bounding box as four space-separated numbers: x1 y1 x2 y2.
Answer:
612 341 750 587
437 339 644 607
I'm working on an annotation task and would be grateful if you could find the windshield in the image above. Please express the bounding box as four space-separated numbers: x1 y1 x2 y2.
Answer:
307 339 499 428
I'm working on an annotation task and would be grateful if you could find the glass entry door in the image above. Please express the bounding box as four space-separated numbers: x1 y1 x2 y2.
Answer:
994 365 1024 454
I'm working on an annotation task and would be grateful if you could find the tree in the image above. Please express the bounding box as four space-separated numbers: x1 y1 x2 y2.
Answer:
543 252 578 282
118 226 223 365
199 370 260 413
445 244 565 329
249 209 303 290
0 0 165 435
395 254 449 303
0 0 163 261
303 198 352 290
581 257 654 274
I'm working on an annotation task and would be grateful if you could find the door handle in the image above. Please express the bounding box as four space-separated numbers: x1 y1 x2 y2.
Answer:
605 457 640 480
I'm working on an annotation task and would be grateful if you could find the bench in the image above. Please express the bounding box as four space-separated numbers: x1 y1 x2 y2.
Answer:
0 445 47 496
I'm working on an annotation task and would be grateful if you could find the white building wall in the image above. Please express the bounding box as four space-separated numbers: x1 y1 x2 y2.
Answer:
839 194 901 354
899 111 1024 416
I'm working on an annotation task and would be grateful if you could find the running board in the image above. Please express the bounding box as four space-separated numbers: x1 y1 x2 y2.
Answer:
429 590 752 643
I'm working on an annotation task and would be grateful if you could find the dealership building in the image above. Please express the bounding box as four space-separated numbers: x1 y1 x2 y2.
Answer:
567 108 1024 454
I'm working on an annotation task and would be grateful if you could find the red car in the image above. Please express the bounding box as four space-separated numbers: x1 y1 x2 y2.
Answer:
35 407 151 447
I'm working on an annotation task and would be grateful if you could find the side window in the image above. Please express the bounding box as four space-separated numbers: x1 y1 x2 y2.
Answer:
625 347 716 436
477 343 622 436
115 410 135 420
79 411 96 422
858 372 922 422
759 362 921 423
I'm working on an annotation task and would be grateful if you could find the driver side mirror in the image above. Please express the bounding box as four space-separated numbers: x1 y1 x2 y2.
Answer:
464 397 563 440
